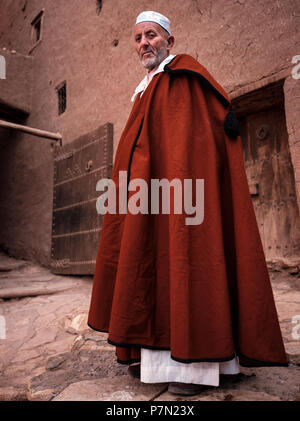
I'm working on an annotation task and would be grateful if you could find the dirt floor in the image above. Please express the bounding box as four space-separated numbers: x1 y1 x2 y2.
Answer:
0 250 299 401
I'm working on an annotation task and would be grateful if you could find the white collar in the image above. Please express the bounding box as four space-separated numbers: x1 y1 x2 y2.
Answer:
131 54 176 102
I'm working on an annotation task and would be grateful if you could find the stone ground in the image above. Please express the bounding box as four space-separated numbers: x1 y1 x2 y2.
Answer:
0 250 299 401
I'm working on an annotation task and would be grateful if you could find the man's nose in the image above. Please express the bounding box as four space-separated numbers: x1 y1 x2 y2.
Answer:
140 35 150 49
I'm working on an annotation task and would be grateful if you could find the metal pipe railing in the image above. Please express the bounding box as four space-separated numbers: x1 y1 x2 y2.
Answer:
0 119 62 145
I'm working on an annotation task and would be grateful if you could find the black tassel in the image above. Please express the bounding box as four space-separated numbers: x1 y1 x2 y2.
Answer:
224 106 240 139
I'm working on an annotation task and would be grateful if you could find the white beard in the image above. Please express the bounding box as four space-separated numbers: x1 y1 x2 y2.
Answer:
140 46 168 70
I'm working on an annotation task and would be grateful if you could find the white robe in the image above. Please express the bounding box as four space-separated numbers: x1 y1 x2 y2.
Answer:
131 54 176 102
140 349 240 386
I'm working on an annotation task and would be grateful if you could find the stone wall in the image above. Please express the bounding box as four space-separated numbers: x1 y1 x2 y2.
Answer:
0 0 299 266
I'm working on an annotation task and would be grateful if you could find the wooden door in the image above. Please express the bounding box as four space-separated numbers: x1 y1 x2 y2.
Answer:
51 123 113 274
238 105 299 260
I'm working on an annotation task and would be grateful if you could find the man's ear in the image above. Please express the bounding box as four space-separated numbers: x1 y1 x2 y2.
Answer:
167 35 175 49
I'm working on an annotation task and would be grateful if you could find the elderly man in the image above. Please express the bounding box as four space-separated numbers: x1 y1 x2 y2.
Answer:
88 11 288 396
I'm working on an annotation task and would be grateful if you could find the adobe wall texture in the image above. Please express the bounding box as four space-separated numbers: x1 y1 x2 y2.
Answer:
0 0 299 266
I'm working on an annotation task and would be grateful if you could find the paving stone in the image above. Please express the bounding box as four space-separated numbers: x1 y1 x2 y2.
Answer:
10 349 40 364
28 388 56 401
84 331 108 341
27 349 129 400
276 302 300 323
1 364 45 394
80 344 115 352
285 342 300 364
70 313 88 332
273 290 300 303
46 354 69 371
36 313 58 326
0 386 27 401
52 376 168 401
71 335 86 351
0 286 72 299
66 326 80 335
21 326 58 349
42 336 75 354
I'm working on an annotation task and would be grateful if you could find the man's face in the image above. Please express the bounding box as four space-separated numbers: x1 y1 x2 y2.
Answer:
134 22 173 71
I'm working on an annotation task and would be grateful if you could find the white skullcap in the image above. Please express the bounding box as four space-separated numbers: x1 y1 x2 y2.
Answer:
135 11 171 35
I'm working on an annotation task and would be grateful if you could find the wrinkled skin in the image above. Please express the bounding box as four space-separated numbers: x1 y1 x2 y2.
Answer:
133 21 175 71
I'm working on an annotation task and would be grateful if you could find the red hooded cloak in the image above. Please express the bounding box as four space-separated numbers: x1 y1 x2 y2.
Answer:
87 54 288 367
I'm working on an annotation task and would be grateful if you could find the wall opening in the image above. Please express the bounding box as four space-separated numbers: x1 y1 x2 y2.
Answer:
30 10 44 53
232 80 300 260
56 81 67 115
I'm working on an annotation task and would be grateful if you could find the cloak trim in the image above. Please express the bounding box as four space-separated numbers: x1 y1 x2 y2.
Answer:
87 323 108 334
117 359 141 365
106 338 288 367
88 324 288 367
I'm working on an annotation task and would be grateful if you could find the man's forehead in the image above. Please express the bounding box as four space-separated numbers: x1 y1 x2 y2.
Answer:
134 21 164 36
